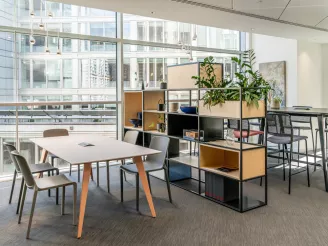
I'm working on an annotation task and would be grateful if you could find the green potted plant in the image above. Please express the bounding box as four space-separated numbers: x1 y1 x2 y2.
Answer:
271 97 282 109
192 50 270 118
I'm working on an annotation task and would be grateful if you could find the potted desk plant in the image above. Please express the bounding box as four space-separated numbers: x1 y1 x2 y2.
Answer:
192 50 270 118
271 97 282 109
160 80 167 89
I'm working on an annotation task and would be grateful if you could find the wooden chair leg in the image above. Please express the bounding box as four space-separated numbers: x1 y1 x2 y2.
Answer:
61 186 65 215
26 189 38 239
9 170 17 204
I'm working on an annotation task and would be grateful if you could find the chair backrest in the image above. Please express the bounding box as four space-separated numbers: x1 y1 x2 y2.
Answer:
3 142 20 172
11 151 35 189
290 115 311 123
267 113 293 136
123 130 139 145
227 119 249 131
146 136 170 168
43 129 69 138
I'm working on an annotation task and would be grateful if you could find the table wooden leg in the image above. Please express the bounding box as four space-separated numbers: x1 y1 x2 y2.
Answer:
77 163 91 239
38 149 48 178
133 156 156 218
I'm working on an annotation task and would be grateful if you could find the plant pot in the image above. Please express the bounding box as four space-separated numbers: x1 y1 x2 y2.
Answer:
169 102 179 112
270 100 281 109
160 82 167 89
157 123 165 132
198 100 265 118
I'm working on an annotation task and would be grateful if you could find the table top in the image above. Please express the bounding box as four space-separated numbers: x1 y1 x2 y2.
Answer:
268 107 328 116
30 134 161 165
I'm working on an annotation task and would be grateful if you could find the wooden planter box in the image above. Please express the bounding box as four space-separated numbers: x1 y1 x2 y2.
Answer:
199 100 265 119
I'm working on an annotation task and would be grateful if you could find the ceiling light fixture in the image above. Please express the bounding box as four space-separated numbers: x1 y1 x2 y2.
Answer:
30 10 35 17
45 29 50 53
192 24 197 41
56 32 61 55
48 11 53 17
29 21 35 45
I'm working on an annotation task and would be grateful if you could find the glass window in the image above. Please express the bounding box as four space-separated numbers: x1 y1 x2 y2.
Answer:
90 23 103 36
81 59 90 88
21 60 30 88
33 96 46 110
33 60 46 88
63 95 72 110
47 96 60 110
104 23 116 38
63 60 73 88
47 60 61 88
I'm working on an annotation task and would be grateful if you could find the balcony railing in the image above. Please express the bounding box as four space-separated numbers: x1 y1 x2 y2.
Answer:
0 101 121 177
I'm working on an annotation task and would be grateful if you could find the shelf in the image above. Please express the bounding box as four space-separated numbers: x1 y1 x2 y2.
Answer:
124 126 143 131
143 110 166 113
167 112 198 117
124 92 142 128
169 134 199 142
144 130 167 136
171 178 205 194
170 155 199 168
201 167 240 180
203 140 264 151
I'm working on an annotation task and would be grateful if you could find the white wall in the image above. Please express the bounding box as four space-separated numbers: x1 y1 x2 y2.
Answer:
297 41 323 108
251 34 298 107
322 44 328 108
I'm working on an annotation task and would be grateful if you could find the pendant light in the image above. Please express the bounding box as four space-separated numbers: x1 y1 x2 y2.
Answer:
192 25 197 41
45 29 50 53
39 0 44 30
29 0 35 17
29 21 35 45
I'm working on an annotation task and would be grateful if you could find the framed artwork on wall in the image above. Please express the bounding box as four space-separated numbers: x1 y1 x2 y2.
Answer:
259 61 286 106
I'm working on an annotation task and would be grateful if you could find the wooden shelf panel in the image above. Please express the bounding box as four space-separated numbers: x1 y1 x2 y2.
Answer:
143 110 166 113
124 126 143 131
124 92 142 128
144 130 167 136
201 167 240 180
170 155 199 168
143 91 165 111
199 144 265 181
204 140 263 151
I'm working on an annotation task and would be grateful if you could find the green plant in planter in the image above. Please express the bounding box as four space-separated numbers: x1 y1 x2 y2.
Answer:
192 56 233 108
192 50 271 109
227 49 271 108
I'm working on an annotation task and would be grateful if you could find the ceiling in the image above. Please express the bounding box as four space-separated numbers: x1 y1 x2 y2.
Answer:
58 0 328 43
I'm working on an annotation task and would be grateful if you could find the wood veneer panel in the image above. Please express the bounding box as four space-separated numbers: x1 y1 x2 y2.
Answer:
144 91 165 110
242 148 265 180
124 92 142 127
168 63 199 89
143 112 165 131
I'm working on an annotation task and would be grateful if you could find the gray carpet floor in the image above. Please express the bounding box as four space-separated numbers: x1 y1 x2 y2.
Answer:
1 160 328 246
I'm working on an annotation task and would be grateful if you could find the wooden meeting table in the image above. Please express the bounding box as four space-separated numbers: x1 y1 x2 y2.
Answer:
30 134 160 239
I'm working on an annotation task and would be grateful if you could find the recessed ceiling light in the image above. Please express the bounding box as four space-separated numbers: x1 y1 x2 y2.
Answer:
251 28 255 31
151 11 155 14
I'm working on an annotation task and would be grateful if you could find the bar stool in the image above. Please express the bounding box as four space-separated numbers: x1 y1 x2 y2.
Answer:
227 119 264 143
267 113 310 194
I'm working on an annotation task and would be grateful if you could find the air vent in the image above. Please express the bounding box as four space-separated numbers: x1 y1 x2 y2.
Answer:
170 0 328 33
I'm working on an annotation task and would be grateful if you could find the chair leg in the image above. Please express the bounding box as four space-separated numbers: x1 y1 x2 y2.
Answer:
314 130 318 171
96 162 99 187
164 168 172 203
56 169 59 205
305 139 310 187
297 130 300 167
73 183 77 226
69 164 72 176
78 164 81 182
122 160 127 181
120 169 123 202
18 183 27 224
48 171 51 197
288 143 293 194
61 186 65 215
90 166 94 181
26 189 38 239
106 161 110 193
283 145 287 181
146 172 152 194
136 173 139 211
9 170 17 204
16 177 24 215
310 123 315 160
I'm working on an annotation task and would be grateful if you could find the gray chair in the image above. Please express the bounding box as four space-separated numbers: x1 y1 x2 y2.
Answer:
291 108 315 167
120 136 172 211
95 130 139 193
267 113 310 194
314 118 328 171
11 151 77 239
3 142 59 214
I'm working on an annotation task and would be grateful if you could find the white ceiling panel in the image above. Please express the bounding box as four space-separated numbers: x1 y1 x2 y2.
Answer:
234 0 290 10
289 0 328 7
280 6 328 25
192 0 233 8
316 16 328 28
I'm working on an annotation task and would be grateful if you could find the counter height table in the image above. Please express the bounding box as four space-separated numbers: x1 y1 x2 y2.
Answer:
30 134 161 238
268 107 328 192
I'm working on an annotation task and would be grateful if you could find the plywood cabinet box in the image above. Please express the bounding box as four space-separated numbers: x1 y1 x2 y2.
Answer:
167 62 223 89
199 100 266 119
